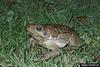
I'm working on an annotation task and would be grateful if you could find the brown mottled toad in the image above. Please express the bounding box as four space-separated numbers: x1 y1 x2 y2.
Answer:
26 24 80 61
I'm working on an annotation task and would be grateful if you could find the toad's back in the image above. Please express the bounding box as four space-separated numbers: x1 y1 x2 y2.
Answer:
26 24 80 61
42 24 80 47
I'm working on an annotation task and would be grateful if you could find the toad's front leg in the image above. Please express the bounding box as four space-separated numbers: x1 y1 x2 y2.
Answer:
28 37 39 52
29 37 36 46
39 42 62 61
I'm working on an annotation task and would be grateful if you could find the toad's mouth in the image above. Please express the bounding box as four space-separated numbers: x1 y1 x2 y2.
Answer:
27 30 45 40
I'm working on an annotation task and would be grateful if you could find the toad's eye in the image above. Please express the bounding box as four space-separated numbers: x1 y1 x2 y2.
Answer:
36 25 42 31
36 27 42 31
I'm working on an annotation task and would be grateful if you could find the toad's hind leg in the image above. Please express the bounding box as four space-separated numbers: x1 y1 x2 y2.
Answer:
39 42 62 61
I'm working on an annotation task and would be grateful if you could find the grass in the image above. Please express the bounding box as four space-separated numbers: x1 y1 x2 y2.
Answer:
0 0 100 67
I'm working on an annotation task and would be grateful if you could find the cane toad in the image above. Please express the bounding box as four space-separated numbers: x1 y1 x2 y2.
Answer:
26 24 80 61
